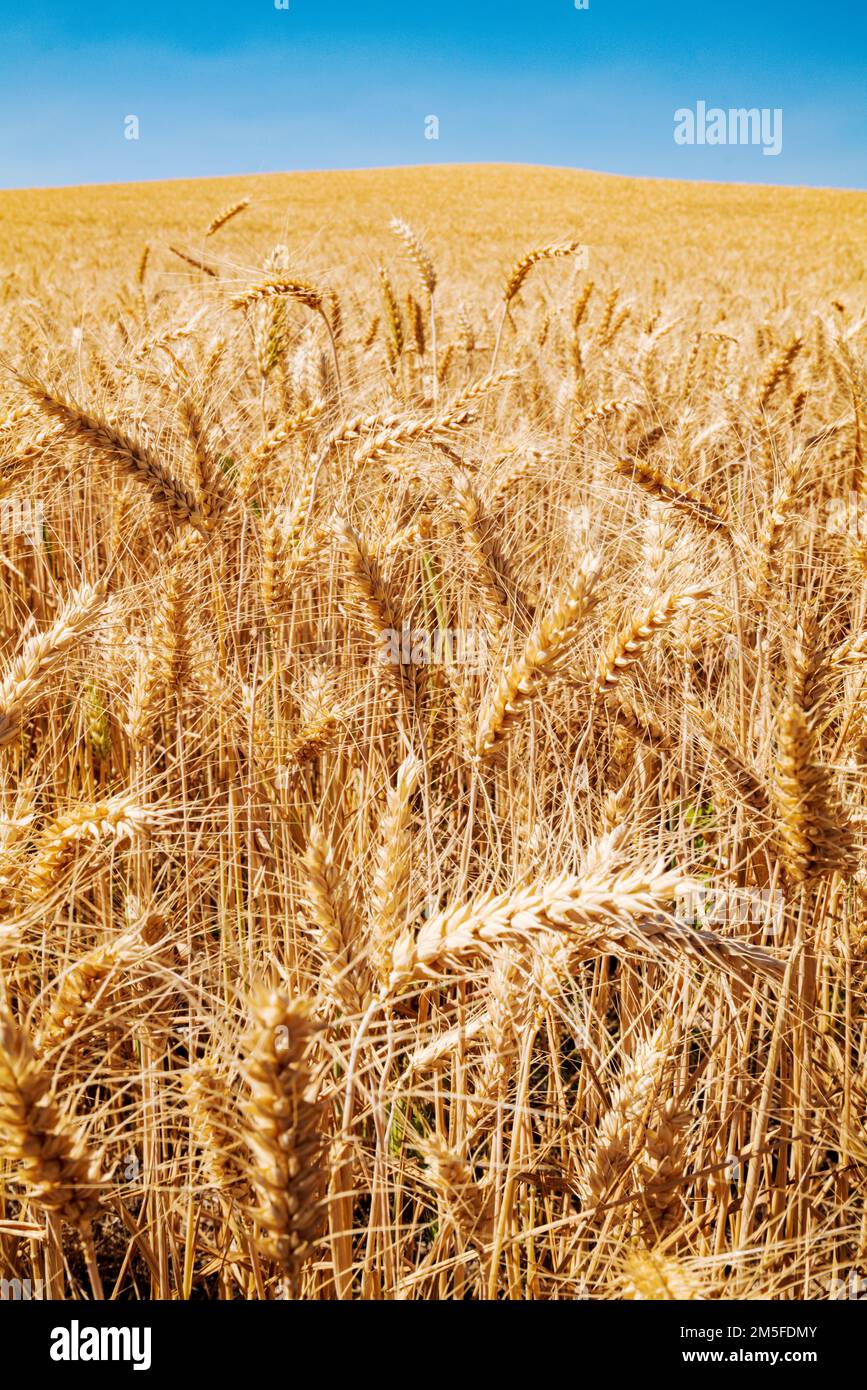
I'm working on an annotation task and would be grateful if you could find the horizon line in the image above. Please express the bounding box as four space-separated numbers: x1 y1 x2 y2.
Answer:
2 160 865 199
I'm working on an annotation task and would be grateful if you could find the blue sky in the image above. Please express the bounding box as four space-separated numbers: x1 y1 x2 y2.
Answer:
0 0 864 189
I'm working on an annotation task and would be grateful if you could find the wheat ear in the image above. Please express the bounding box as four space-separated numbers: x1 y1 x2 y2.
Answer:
241 988 326 1284
349 401 477 471
231 277 325 314
22 376 208 531
334 519 409 702
451 467 510 638
0 582 105 748
386 848 782 992
168 244 219 277
26 796 164 901
502 241 583 304
369 753 422 987
303 828 368 1012
621 1246 705 1300
475 553 601 759
38 928 147 1050
613 457 730 538
571 397 633 439
183 1061 243 1201
580 1022 690 1234
773 695 854 885
205 197 250 236
757 335 803 413
0 1008 104 1227
595 588 712 697
389 218 437 297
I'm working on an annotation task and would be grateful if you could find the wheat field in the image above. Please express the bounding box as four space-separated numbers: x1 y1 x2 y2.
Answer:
0 164 866 1301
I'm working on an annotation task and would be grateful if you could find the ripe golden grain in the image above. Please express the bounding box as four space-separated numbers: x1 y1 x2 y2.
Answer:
0 164 864 1302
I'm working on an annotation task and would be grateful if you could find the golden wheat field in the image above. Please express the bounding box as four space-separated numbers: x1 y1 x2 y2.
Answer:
0 163 866 1302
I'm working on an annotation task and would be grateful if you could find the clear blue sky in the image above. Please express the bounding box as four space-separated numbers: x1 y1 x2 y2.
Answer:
0 0 864 190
